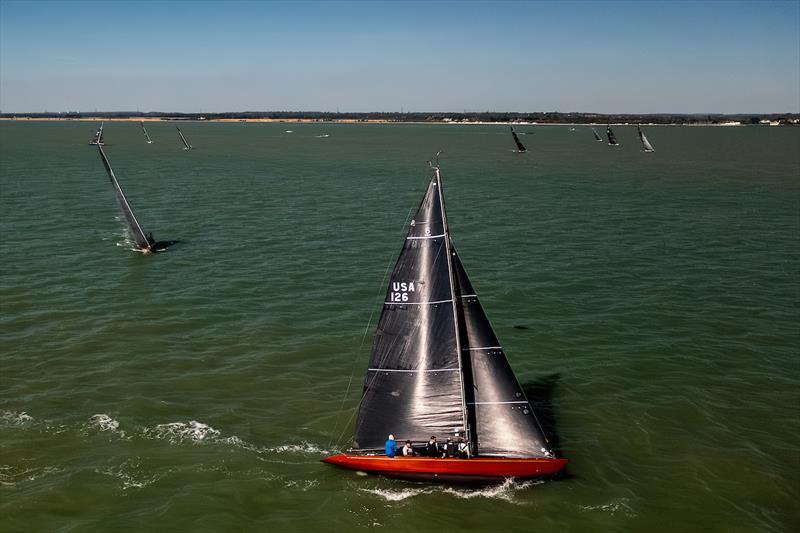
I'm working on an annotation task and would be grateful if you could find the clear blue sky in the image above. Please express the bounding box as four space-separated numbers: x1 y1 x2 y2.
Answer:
1 0 798 113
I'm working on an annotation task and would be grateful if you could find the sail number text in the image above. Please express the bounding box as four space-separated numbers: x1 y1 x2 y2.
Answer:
390 281 416 302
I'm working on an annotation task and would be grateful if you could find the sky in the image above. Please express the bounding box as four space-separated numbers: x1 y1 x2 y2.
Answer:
1 0 798 113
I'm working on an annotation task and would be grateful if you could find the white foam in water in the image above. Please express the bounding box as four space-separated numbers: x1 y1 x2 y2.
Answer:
144 421 220 444
89 414 120 432
360 478 540 503
579 498 636 517
0 410 34 425
271 442 335 455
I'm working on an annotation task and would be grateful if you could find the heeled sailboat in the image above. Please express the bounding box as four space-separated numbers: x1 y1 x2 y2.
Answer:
323 157 567 483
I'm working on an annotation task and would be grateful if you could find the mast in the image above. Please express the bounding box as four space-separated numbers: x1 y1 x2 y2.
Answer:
177 126 191 150
434 159 471 450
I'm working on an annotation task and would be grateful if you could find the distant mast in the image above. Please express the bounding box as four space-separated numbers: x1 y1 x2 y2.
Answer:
176 126 192 150
637 124 655 152
88 122 105 146
606 125 619 146
509 126 527 153
140 121 153 144
592 127 603 142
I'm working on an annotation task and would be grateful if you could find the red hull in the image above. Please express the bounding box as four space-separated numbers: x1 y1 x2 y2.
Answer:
322 454 567 483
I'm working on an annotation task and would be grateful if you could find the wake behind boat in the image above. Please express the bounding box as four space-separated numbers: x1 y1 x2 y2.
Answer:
606 125 620 146
88 122 104 146
176 126 192 150
509 126 527 153
637 124 655 152
323 157 566 483
97 145 176 253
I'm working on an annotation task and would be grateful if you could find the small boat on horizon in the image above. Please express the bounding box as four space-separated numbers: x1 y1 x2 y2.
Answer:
606 125 620 146
141 121 153 144
592 127 603 142
637 124 655 152
96 145 176 253
323 156 567 483
176 126 192 150
509 126 527 153
88 122 105 146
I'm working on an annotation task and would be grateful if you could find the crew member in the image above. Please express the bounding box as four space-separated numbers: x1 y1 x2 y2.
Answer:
385 433 397 458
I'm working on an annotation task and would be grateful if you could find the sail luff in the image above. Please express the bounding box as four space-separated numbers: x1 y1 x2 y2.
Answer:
97 145 150 249
435 166 471 446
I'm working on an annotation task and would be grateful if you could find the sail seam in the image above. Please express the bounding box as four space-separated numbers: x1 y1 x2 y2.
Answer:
384 299 452 305
367 368 460 373
406 234 446 240
462 346 502 351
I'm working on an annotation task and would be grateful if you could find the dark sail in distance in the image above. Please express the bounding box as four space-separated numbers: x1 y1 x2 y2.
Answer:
606 125 619 146
97 145 151 250
88 122 104 146
510 127 527 152
176 126 192 150
141 121 153 143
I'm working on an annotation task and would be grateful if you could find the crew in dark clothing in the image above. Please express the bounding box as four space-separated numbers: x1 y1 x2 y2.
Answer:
457 437 470 459
425 435 439 457
442 437 456 458
146 232 155 246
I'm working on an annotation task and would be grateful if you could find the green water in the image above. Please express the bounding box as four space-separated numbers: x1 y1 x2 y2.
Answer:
1 122 798 532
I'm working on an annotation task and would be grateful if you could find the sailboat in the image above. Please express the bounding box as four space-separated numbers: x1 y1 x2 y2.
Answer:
606 125 619 146
592 127 603 142
323 158 567 483
176 126 192 150
88 122 105 146
637 124 655 153
141 121 153 144
509 126 527 153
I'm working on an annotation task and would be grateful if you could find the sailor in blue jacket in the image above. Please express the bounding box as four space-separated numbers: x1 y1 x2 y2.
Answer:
385 433 397 457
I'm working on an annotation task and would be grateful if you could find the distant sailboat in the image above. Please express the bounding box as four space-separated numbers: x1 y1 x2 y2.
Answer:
176 126 192 150
97 146 177 253
88 122 105 146
637 124 655 153
323 157 566 483
606 125 619 146
509 126 527 153
592 128 603 142
140 121 153 144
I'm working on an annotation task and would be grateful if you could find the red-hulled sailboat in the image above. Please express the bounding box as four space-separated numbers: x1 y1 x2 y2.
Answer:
323 156 567 483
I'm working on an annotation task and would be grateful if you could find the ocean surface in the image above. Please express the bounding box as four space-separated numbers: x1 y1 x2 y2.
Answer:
0 121 798 532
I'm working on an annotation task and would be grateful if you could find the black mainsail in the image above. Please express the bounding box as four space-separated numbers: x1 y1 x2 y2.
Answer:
606 125 619 146
592 127 603 142
509 126 527 152
97 145 151 251
351 164 554 459
176 126 192 150
637 124 655 152
353 170 466 450
88 122 105 146
141 121 153 144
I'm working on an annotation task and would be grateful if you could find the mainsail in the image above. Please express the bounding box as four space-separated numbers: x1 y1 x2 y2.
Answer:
97 145 150 250
88 122 105 146
606 125 619 146
451 249 552 458
141 121 153 144
176 126 192 150
638 125 655 152
592 127 603 142
352 171 466 450
510 127 527 152
351 165 554 459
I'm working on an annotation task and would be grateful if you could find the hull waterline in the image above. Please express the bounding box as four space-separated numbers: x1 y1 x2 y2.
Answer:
322 454 567 483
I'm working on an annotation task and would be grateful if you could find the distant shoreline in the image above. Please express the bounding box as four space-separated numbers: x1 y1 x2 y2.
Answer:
0 116 795 127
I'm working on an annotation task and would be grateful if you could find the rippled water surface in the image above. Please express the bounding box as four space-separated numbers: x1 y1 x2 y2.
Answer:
1 122 798 532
